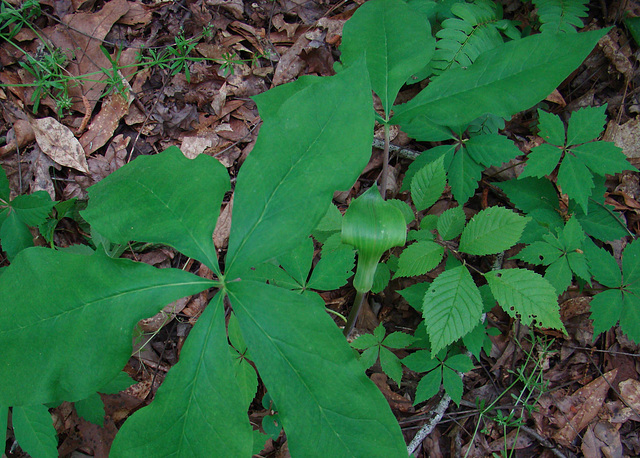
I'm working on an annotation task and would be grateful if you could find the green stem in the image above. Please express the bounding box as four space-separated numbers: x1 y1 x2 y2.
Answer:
343 290 367 337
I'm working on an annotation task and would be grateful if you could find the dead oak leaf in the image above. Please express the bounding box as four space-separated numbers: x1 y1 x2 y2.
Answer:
30 117 89 174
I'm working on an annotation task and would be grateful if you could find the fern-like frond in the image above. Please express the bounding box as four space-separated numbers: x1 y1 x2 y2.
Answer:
430 0 520 74
533 0 588 33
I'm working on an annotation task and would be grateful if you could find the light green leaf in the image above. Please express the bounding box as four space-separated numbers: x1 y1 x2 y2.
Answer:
459 206 529 255
340 0 435 115
402 144 454 192
12 404 57 458
437 206 466 241
227 61 373 277
485 269 564 330
497 176 559 214
444 354 474 373
414 368 442 404
379 347 403 386
82 147 229 272
566 105 606 145
342 187 407 292
557 153 593 213
572 142 636 176
392 29 607 127
423 265 483 355
464 133 521 168
448 147 484 204
394 241 444 279
110 294 252 457
75 393 105 426
371 262 391 294
388 199 415 225
442 366 464 405
314 203 343 233
383 331 415 349
520 143 563 178
537 109 565 146
398 281 431 313
412 155 447 211
228 281 407 456
307 246 355 291
0 247 213 406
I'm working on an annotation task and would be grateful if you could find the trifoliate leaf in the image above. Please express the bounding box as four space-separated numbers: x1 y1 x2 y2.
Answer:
411 155 447 211
437 206 466 241
459 206 529 255
485 269 564 330
423 265 483 355
394 241 444 279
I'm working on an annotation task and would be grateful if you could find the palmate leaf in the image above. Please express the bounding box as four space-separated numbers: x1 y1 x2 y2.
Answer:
340 0 435 116
226 61 373 277
459 206 529 255
227 281 407 457
392 29 607 128
110 293 252 457
423 265 483 355
484 268 564 330
82 147 229 273
0 247 214 406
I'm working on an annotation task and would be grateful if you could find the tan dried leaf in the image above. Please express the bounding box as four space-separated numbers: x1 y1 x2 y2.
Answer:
30 117 89 173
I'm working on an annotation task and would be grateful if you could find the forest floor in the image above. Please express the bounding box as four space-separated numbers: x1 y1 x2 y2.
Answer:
1 0 640 456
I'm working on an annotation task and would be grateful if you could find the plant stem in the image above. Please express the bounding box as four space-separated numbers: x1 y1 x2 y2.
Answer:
343 290 367 337
379 122 390 200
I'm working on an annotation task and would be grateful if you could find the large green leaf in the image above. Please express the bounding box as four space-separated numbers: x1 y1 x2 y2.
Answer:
484 268 564 330
459 206 529 255
340 0 435 116
392 29 607 127
226 61 373 278
227 281 407 457
82 147 229 273
0 247 213 406
110 293 252 457
423 265 483 355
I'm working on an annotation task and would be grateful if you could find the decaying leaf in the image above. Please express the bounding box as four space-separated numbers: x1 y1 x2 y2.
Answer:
30 117 89 173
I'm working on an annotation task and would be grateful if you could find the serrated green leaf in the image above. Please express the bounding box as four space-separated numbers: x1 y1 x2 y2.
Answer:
383 331 415 349
82 147 229 272
520 143 563 178
544 255 573 294
497 177 558 214
411 155 447 211
402 144 454 192
374 323 387 341
575 201 627 242
444 354 474 373
0 166 9 202
12 404 57 458
421 214 439 231
407 229 435 242
0 247 213 406
583 241 622 288
537 109 565 146
462 322 488 359
459 206 529 255
392 29 607 127
567 250 590 282
371 262 391 294
351 333 378 350
388 199 415 224
560 216 586 250
402 350 439 373
623 239 640 285
590 289 623 337
10 191 55 226
228 281 407 456
442 366 464 405
515 241 561 266
359 346 380 370
566 105 606 145
414 367 442 404
437 206 466 241
557 153 594 213
394 241 444 279
340 0 435 115
573 142 635 176
464 133 521 168
485 269 564 330
619 291 640 342
314 203 343 233
75 393 105 426
448 146 484 204
110 294 252 456
227 61 373 277
379 347 403 386
423 265 483 355
307 246 355 291
398 282 431 312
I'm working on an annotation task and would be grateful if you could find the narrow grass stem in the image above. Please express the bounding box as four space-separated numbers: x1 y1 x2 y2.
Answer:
343 290 367 337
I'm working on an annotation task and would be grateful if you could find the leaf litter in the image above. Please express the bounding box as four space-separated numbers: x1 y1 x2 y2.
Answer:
1 0 640 457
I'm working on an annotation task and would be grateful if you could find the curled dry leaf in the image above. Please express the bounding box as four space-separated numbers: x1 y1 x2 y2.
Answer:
30 117 90 173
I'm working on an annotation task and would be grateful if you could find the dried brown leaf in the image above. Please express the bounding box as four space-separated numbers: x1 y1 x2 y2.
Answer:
30 117 89 173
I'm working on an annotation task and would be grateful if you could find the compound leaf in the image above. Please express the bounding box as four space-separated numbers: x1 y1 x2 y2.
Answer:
459 206 529 255
227 61 373 277
340 0 435 115
534 0 588 33
485 268 564 330
82 147 229 273
392 29 607 128
557 153 593 213
423 265 483 355
228 281 407 456
414 367 442 404
110 293 252 457
0 247 213 406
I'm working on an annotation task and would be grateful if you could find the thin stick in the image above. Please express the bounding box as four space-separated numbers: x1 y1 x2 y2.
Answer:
406 393 452 455
343 290 367 337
